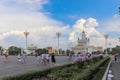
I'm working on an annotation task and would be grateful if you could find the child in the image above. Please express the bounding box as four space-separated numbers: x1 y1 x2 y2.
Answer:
17 53 22 63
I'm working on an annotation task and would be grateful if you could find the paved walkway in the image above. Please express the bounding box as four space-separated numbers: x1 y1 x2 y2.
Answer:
111 62 120 80
0 56 71 77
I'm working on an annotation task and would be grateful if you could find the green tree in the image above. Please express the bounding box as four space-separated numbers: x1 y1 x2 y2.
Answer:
8 46 21 55
66 49 70 54
35 48 42 55
0 46 4 55
109 45 120 54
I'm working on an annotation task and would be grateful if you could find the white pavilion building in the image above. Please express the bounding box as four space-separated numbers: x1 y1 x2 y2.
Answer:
72 31 89 54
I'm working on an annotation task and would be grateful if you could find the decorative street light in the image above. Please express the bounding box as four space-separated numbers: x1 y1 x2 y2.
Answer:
56 32 61 55
104 34 108 55
24 31 29 49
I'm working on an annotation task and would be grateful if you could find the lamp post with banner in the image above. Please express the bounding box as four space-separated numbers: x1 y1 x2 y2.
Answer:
24 31 29 50
56 32 61 55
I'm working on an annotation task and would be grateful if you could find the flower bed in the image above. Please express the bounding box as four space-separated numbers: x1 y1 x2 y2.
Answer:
2 57 110 80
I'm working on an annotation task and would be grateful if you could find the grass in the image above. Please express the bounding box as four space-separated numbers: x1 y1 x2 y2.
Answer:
92 58 110 80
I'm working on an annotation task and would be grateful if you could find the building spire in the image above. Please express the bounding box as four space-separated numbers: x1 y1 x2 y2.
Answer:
82 25 84 33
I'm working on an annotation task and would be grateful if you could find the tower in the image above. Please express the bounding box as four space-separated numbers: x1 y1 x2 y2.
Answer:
72 26 89 54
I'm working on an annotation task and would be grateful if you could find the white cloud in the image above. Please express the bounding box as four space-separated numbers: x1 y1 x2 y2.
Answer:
0 0 48 12
85 18 98 28
0 0 71 49
69 18 106 48
69 18 101 41
100 14 120 33
69 17 120 49
0 0 119 50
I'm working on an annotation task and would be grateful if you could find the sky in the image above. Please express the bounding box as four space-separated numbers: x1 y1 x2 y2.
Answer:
0 0 120 50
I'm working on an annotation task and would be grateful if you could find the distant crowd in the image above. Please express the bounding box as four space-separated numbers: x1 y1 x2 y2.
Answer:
2 50 58 67
2 50 105 67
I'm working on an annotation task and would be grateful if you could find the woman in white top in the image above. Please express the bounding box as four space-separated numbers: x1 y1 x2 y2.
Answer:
41 53 46 66
46 53 50 65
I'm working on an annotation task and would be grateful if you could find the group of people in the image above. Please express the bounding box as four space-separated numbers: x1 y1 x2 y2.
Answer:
66 52 72 61
2 50 57 67
113 53 120 62
40 53 56 66
17 52 57 66
17 53 27 64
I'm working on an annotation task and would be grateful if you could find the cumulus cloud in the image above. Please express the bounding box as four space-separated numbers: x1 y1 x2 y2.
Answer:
0 0 119 50
0 0 48 12
69 17 120 49
69 18 101 40
85 18 98 28
69 18 106 48
0 0 71 49
100 14 120 33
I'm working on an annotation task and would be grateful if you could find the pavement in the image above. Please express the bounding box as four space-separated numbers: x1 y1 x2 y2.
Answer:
0 56 71 77
111 62 120 80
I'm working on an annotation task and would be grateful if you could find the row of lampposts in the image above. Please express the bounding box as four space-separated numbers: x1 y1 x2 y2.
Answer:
24 31 61 55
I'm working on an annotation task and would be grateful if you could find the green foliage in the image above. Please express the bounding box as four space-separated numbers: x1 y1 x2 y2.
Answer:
107 45 120 54
8 46 21 55
0 46 4 55
66 49 70 53
93 58 110 80
35 48 48 55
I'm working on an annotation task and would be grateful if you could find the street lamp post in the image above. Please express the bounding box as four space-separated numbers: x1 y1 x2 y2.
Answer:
24 31 29 49
56 32 61 55
109 43 112 53
104 34 108 55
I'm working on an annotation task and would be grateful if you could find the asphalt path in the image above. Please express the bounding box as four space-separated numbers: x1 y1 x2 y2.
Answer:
0 56 72 77
111 62 120 80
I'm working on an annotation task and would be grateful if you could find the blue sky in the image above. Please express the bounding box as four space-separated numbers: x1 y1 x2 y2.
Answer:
43 0 120 25
0 0 120 49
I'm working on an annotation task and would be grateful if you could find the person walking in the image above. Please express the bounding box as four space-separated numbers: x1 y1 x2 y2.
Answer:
4 51 9 62
21 53 27 64
17 53 22 63
51 53 56 66
35 53 40 65
41 53 46 66
46 53 50 65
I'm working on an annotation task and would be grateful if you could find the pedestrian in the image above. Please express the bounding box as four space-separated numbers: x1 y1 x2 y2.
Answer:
51 53 56 66
4 51 9 62
41 53 46 66
17 53 22 63
35 53 40 65
114 54 117 62
21 53 27 64
69 53 72 61
46 53 50 65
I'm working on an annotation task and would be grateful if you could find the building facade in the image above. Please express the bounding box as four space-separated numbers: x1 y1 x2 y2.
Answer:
72 31 89 54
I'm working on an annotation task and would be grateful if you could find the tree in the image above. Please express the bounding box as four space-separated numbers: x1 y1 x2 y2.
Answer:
35 48 42 55
0 46 4 55
108 45 120 54
66 49 70 54
35 48 47 55
8 46 21 55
